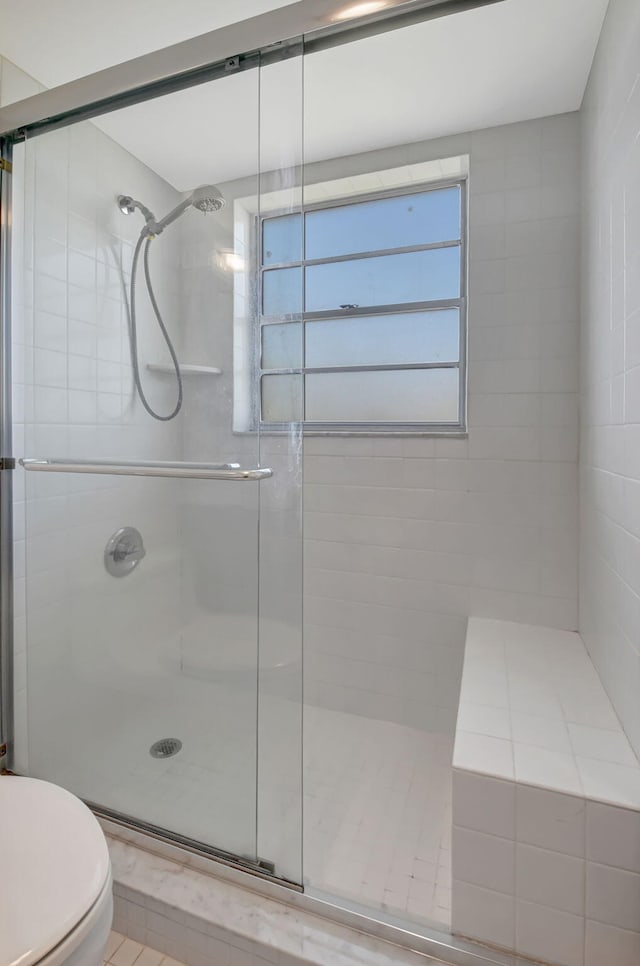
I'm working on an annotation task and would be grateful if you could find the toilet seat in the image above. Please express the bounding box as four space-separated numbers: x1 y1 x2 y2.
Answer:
0 776 112 966
36 874 113 966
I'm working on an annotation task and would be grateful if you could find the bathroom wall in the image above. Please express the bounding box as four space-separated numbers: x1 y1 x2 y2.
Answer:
580 0 640 758
303 114 581 734
175 110 581 741
2 54 185 777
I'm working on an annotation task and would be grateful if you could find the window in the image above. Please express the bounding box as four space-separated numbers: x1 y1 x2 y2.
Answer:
258 180 467 433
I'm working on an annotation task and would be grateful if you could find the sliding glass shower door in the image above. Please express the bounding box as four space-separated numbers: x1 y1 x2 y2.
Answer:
13 44 303 881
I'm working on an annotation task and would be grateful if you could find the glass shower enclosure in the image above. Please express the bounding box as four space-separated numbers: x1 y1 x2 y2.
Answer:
1 35 304 885
0 0 503 943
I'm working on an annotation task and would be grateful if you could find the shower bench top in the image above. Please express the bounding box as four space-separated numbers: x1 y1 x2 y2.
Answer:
454 617 640 811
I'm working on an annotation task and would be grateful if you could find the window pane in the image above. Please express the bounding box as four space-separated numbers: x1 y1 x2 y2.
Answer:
261 374 303 422
263 266 303 315
262 213 303 265
305 187 460 260
262 322 303 370
305 368 459 423
305 246 460 312
305 310 459 368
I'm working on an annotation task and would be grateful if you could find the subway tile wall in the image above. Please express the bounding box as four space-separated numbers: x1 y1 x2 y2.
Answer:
304 114 581 733
452 773 640 966
451 617 640 966
580 0 640 760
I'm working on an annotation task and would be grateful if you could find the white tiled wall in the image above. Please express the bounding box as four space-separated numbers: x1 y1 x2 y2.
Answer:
304 114 581 734
580 0 640 760
453 771 640 966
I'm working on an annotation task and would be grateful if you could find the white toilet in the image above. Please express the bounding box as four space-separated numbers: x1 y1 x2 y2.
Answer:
1 776 113 966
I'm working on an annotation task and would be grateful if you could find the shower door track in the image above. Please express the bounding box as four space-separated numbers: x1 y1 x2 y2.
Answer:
89 802 302 891
0 0 504 141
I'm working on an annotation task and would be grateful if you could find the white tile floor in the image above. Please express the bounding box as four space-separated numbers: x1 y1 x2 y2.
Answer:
28 667 259 858
104 931 186 966
304 706 453 928
27 661 453 935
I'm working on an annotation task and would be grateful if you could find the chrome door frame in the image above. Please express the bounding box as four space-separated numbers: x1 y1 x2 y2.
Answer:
0 0 503 141
0 137 13 771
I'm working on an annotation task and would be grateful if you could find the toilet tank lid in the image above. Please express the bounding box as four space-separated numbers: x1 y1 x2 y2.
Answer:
0 776 111 966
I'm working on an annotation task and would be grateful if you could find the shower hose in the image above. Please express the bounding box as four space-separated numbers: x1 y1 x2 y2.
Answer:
127 231 183 421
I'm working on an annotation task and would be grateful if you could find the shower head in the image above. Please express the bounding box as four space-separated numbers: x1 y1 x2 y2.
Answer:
190 184 225 213
117 184 225 235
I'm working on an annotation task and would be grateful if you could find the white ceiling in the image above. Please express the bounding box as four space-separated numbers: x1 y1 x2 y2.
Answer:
0 0 296 86
0 0 610 190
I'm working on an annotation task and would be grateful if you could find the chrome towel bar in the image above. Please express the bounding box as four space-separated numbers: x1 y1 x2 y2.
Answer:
19 458 272 481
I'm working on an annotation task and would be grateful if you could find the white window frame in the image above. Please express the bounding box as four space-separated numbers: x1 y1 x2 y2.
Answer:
256 177 468 436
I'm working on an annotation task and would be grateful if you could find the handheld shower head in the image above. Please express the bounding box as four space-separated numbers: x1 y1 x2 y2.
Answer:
117 185 225 235
117 182 227 422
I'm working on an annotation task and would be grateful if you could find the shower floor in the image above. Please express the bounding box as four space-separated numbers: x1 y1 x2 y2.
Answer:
28 668 452 931
304 706 452 930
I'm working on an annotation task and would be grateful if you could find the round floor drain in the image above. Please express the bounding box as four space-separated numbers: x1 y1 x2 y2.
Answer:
149 738 182 759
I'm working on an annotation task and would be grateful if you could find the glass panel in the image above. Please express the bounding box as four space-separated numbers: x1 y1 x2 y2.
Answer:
305 186 460 260
20 70 267 865
257 43 304 885
306 309 459 367
262 212 303 265
263 266 303 315
300 15 468 940
305 368 459 423
261 374 303 422
262 322 303 370
305 246 460 312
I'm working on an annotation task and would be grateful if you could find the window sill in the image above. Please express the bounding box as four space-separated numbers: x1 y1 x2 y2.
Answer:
234 427 468 438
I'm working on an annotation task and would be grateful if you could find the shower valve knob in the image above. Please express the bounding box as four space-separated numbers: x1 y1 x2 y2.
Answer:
105 526 146 577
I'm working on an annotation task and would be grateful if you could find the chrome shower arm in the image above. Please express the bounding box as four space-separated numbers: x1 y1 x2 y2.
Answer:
152 197 192 234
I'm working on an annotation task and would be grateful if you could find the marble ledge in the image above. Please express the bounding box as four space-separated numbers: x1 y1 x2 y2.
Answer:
107 835 454 966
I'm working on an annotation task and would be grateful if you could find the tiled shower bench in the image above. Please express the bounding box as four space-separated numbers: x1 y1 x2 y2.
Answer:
452 618 640 966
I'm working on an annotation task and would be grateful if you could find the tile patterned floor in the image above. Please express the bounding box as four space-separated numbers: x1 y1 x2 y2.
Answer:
104 931 186 966
303 707 453 928
30 666 453 936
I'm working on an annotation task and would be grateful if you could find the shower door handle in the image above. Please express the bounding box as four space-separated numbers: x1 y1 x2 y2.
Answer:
19 458 273 481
